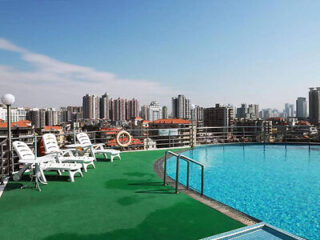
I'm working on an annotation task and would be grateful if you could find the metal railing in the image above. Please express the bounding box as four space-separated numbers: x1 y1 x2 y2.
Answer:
1 124 320 185
163 150 205 196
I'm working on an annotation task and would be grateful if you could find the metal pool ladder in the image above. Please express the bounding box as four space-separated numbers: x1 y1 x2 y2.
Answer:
163 151 205 196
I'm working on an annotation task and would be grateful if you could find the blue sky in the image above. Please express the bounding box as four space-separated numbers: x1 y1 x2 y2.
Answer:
0 0 320 109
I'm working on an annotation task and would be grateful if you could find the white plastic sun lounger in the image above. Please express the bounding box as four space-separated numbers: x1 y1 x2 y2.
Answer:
76 132 121 162
42 133 95 172
13 141 83 183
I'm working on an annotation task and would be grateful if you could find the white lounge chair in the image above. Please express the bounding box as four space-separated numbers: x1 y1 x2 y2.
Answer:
13 141 83 183
76 132 121 162
42 133 95 172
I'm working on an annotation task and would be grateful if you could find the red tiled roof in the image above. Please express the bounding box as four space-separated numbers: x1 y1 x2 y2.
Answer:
142 120 150 123
0 120 32 128
296 120 311 126
151 119 191 124
100 128 120 135
43 126 62 130
266 117 285 121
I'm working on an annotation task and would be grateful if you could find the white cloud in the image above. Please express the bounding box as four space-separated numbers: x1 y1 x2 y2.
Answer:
0 38 176 108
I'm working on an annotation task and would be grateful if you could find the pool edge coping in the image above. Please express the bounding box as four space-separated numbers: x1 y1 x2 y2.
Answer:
153 148 260 227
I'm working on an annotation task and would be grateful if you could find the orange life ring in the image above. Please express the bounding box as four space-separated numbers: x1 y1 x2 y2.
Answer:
116 130 132 147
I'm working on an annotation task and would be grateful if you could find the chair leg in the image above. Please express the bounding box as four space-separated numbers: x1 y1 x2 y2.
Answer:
82 163 87 172
69 170 74 182
39 168 47 184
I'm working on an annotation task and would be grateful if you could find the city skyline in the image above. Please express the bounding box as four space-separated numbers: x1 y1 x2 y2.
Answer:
1 1 320 109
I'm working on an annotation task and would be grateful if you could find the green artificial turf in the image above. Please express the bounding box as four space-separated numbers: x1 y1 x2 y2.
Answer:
0 149 244 240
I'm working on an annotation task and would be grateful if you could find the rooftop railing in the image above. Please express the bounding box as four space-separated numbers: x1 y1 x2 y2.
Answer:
0 124 319 184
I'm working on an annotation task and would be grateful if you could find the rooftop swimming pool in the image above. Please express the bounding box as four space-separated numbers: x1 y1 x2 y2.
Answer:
166 144 320 240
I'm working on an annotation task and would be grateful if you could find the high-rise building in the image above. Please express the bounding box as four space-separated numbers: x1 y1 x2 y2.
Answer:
236 104 259 119
309 88 320 125
141 105 149 120
284 103 295 118
110 98 126 121
148 101 162 122
45 108 59 126
100 93 110 120
192 105 204 121
171 94 191 119
296 97 307 120
203 104 234 127
126 98 139 120
40 109 46 128
27 108 46 129
162 106 168 119
83 94 100 119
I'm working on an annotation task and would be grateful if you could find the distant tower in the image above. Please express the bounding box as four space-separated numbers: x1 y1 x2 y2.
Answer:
148 101 162 121
309 88 320 125
83 94 100 119
296 97 307 120
141 105 149 120
162 106 168 119
100 93 110 120
171 94 191 119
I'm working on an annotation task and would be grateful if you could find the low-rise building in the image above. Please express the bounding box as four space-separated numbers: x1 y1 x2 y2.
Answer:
149 119 191 148
0 120 34 143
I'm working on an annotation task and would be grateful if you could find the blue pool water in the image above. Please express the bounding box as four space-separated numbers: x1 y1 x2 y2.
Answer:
166 144 320 240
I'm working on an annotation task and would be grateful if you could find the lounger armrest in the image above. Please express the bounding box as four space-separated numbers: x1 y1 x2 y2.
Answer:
60 149 77 157
92 143 105 151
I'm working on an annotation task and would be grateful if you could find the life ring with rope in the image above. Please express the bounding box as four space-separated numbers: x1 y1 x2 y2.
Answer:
116 130 132 147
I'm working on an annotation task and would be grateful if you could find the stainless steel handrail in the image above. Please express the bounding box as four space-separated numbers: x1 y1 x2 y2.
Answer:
163 150 205 196
163 151 179 187
178 154 204 196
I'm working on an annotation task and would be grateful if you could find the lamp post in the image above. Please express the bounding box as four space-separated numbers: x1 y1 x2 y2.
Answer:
1 94 15 174
191 104 196 148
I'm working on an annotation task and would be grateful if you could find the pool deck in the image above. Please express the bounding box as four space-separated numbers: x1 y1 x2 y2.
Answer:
0 149 244 240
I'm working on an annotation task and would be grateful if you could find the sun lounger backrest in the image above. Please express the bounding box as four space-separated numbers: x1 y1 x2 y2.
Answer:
77 132 92 145
13 141 35 160
42 133 60 154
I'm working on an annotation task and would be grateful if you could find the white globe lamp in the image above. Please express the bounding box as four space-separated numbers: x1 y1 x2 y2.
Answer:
1 93 15 106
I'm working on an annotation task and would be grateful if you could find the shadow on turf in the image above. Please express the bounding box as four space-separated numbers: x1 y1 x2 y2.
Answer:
135 189 174 194
128 181 163 186
42 202 241 240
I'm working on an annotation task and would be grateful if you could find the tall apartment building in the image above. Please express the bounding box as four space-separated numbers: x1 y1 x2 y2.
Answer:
140 105 149 120
100 93 110 120
236 104 259 119
172 94 191 119
284 103 295 118
126 98 139 120
148 101 162 122
203 104 234 127
83 94 100 119
60 106 83 123
110 98 126 121
27 108 46 129
45 108 59 126
162 106 168 119
309 88 320 125
192 105 204 121
296 97 307 120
